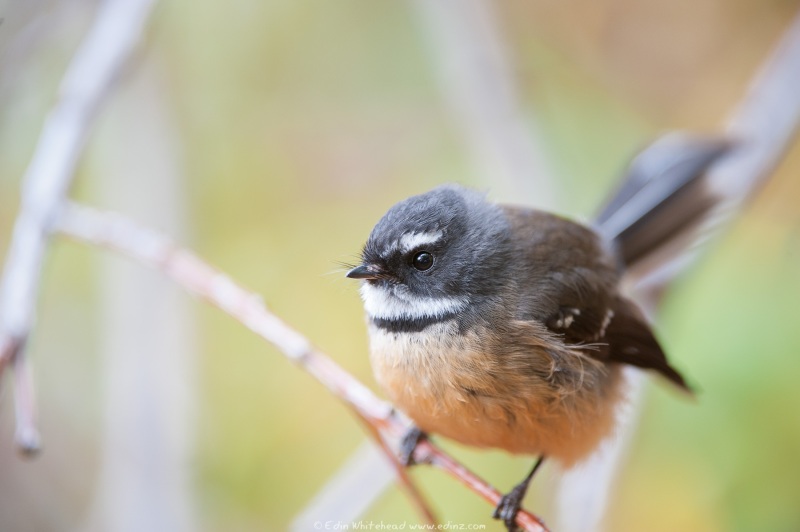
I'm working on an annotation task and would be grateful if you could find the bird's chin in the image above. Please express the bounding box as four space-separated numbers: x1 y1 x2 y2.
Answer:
359 282 468 322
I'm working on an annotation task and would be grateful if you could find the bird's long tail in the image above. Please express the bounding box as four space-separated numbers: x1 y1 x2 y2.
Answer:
595 133 732 270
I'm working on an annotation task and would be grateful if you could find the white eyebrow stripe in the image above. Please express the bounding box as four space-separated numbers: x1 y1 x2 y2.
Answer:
360 283 467 321
397 231 443 253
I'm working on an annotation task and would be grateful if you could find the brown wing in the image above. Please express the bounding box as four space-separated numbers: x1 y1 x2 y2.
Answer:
546 296 690 391
503 206 691 391
600 297 690 391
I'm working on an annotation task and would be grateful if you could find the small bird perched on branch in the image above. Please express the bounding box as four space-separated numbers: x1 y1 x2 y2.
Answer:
347 134 729 530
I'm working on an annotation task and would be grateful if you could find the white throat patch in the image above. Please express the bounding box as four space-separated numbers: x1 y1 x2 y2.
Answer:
360 282 467 321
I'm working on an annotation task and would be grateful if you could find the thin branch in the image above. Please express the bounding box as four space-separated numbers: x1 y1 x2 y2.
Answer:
711 12 800 200
55 201 548 532
84 58 197 532
0 0 158 454
290 441 399 531
633 10 800 291
413 0 556 207
356 417 438 526
11 351 38 453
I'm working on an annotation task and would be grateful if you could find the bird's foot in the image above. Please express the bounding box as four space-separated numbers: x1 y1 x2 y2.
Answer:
398 426 427 466
492 482 529 531
492 457 544 531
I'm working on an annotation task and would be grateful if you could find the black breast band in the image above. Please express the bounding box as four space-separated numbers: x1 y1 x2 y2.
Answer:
370 312 459 333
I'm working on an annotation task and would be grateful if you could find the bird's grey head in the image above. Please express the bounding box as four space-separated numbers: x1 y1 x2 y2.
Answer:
347 185 510 330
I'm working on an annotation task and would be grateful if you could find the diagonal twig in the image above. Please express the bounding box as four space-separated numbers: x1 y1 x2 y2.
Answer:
633 11 800 291
356 416 438 526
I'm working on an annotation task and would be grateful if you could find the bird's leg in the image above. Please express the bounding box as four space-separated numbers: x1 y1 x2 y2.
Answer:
492 456 545 531
398 425 427 466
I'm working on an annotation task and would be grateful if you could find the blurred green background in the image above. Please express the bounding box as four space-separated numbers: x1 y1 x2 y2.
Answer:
1 0 799 530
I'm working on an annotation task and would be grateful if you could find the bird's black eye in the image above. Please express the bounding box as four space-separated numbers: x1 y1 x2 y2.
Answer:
411 251 434 271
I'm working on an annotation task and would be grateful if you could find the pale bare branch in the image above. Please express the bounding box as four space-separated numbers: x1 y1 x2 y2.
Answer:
290 441 398 531
413 0 557 207
633 12 800 290
0 0 158 454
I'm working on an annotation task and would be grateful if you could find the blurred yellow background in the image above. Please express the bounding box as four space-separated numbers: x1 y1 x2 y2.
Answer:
1 0 799 530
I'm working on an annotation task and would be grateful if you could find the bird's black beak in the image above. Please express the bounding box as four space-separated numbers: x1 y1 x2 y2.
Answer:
346 264 381 280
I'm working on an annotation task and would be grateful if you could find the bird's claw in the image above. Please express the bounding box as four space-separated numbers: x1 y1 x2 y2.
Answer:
398 426 426 466
492 483 527 531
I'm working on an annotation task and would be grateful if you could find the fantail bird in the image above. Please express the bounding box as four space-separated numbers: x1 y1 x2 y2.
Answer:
346 134 730 530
